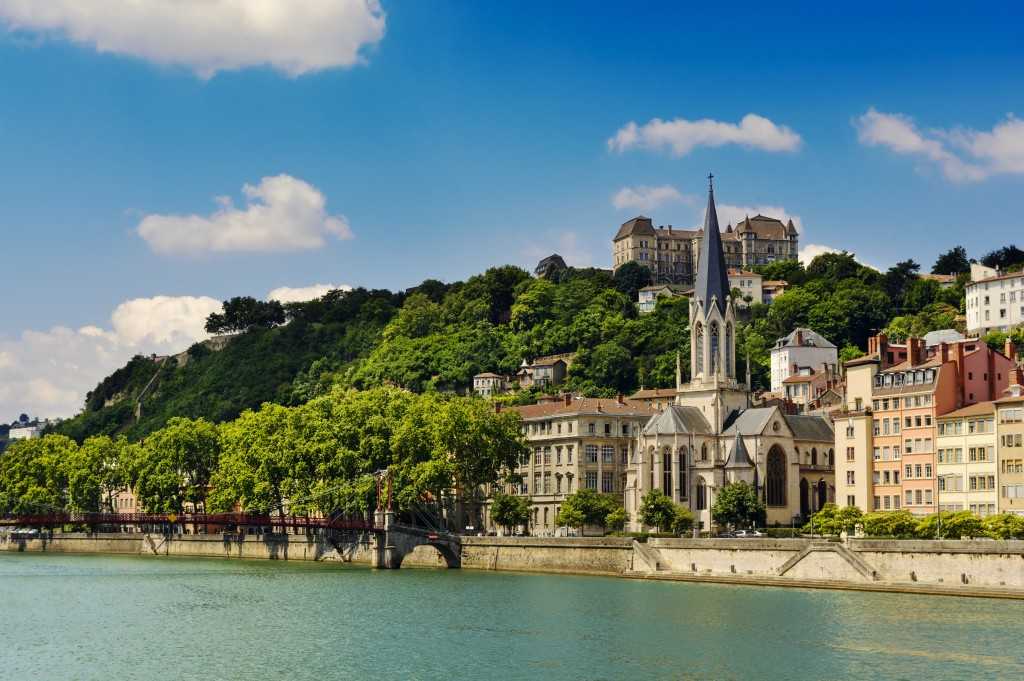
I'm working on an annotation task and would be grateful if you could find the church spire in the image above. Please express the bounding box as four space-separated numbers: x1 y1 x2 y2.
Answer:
694 173 731 315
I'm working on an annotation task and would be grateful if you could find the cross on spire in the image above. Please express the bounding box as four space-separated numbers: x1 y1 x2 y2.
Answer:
708 172 714 190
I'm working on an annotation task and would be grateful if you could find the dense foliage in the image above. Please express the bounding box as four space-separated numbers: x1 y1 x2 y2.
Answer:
638 489 694 534
3 388 527 519
710 481 765 529
50 240 1024 443
805 504 1024 540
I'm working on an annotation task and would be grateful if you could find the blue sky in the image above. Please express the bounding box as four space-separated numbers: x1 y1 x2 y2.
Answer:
1 1 1023 419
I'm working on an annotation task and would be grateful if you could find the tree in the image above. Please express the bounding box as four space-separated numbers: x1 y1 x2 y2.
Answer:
839 344 866 364
981 245 1024 271
205 296 285 334
605 507 628 532
902 278 940 313
982 513 1024 539
711 482 765 529
884 259 921 306
804 503 862 535
671 506 695 535
861 510 918 538
558 488 618 531
638 489 676 532
932 246 970 275
489 492 531 535
612 261 653 299
128 417 220 513
916 511 983 539
806 251 861 282
0 435 77 514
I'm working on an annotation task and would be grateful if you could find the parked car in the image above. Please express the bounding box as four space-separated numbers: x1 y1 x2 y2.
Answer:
731 529 765 538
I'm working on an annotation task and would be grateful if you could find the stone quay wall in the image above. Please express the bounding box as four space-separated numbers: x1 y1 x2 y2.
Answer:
5 532 1024 598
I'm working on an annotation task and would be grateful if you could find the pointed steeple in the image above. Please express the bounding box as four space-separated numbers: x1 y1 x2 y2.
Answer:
694 173 731 315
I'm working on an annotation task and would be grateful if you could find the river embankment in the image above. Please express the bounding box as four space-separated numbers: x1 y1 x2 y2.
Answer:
5 532 1024 599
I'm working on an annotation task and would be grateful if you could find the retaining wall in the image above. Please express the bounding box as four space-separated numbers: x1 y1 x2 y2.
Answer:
460 536 635 575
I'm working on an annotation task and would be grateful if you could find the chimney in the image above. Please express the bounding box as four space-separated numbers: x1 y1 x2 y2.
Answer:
955 341 966 406
868 335 877 356
908 338 921 366
795 329 804 346
564 394 572 407
1005 339 1017 362
878 334 889 368
939 341 949 365
616 393 625 405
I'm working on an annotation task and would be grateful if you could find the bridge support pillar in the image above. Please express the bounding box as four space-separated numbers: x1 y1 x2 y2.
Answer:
371 510 401 569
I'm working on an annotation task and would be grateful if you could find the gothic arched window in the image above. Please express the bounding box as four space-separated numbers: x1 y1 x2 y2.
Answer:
766 447 787 507
678 447 688 498
709 322 720 375
663 448 673 494
694 322 704 375
696 477 707 510
811 448 818 466
725 323 734 377
701 442 708 461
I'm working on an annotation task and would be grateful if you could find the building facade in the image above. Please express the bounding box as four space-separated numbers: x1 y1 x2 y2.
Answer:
936 403 998 516
489 396 655 535
612 213 799 286
997 382 1024 515
965 263 1024 334
835 334 1019 517
728 269 762 308
473 372 509 397
623 178 833 531
770 328 838 394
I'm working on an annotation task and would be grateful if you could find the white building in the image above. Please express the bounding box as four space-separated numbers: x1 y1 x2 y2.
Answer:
637 284 688 314
770 328 838 394
473 373 508 397
9 421 43 440
965 263 1024 335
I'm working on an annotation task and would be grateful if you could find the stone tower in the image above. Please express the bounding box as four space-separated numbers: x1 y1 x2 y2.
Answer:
677 175 750 432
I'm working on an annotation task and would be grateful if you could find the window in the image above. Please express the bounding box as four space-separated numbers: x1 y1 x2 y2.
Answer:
585 445 598 463
925 464 932 478
766 449 787 505
566 446 573 463
588 423 596 435
915 490 922 504
846 447 855 462
873 496 880 510
906 490 913 505
601 471 614 493
604 423 611 435
601 445 615 464
847 495 856 507
846 471 855 485
696 479 707 510
584 472 598 490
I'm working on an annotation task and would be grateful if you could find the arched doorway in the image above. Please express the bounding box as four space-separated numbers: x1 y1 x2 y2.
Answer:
817 479 827 510
799 478 810 518
766 446 787 507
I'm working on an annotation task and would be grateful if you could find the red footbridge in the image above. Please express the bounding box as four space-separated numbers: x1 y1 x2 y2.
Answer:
0 511 381 533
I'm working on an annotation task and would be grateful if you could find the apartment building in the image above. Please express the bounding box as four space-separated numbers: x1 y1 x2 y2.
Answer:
770 328 838 393
836 334 1018 516
728 269 762 308
491 396 655 535
965 263 1024 335
997 381 1024 515
936 403 998 516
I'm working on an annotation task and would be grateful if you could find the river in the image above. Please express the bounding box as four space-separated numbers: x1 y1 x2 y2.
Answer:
1 553 1021 680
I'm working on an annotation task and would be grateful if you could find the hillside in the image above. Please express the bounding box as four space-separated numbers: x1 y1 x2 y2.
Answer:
52 251 1013 444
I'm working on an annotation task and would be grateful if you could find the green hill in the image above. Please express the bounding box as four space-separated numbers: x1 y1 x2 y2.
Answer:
51 254 989 444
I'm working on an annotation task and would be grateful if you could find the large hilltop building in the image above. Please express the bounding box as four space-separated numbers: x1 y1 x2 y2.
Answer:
623 177 834 531
612 209 799 286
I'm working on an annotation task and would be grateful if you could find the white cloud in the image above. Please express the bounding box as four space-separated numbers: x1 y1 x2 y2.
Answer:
0 295 219 420
0 0 386 78
137 174 352 255
611 185 692 212
853 108 1024 182
267 283 352 303
608 114 802 157
714 203 802 232
798 243 840 266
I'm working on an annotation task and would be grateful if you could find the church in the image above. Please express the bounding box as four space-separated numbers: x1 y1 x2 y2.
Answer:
625 177 835 532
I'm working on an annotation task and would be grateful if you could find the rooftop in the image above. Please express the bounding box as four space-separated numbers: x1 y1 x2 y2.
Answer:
939 401 996 419
512 397 655 420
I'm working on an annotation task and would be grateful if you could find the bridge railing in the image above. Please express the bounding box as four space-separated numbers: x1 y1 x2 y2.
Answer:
0 512 381 532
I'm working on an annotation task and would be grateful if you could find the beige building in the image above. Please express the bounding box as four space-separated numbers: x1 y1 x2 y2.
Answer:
624 179 833 532
936 402 998 516
516 353 575 389
637 283 688 314
997 381 1024 515
473 372 508 397
491 396 655 535
728 269 762 308
628 387 677 411
612 213 799 286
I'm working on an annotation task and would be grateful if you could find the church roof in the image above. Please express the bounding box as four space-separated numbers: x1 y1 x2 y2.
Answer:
724 431 753 469
641 405 713 435
722 407 777 436
784 414 835 441
693 176 731 316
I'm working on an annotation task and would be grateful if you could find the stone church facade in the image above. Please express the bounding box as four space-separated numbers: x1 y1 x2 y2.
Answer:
624 177 834 532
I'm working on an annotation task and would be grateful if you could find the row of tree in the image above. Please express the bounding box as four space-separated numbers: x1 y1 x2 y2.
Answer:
3 388 527 518
806 504 1024 540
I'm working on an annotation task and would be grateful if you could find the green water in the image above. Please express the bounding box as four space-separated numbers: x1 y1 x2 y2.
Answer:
1 554 1022 680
